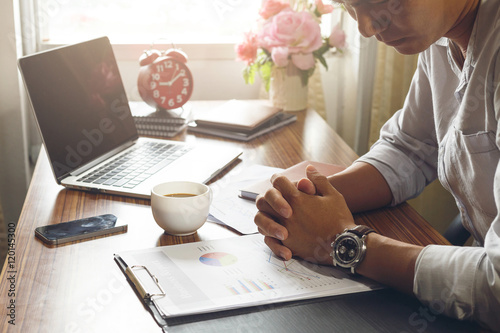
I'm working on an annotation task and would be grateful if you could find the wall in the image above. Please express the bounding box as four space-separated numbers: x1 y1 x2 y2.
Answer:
0 0 30 226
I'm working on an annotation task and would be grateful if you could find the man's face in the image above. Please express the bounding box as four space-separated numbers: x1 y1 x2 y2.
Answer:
333 0 457 54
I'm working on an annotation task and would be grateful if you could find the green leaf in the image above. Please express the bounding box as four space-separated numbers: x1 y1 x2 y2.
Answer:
300 69 309 87
316 54 328 71
313 40 332 71
243 64 257 85
259 61 273 92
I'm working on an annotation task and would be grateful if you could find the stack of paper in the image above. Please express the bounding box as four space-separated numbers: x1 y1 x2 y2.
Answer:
209 164 282 234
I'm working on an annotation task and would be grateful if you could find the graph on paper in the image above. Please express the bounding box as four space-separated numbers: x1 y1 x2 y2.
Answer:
225 278 275 296
263 250 349 290
199 252 238 267
266 252 321 280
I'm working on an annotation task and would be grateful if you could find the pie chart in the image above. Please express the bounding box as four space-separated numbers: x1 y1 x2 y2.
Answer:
199 252 238 266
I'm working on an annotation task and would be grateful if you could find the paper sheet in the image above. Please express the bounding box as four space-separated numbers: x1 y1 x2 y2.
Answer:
118 234 383 318
209 164 283 234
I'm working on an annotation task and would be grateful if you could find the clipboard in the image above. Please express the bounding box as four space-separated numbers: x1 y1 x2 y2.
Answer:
113 234 383 330
114 255 169 332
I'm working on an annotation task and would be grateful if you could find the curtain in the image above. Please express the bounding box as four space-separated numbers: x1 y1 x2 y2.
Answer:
369 43 459 234
321 11 366 150
368 44 418 147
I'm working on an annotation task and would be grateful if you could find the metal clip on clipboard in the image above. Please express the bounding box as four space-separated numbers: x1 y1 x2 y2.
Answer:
125 265 166 299
114 255 170 332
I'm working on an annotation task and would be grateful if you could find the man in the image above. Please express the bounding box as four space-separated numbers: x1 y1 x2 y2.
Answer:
254 0 499 330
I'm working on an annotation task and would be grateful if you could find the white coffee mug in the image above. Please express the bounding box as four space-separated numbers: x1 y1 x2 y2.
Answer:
151 181 212 235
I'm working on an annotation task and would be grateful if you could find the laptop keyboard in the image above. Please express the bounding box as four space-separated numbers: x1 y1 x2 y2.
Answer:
77 141 192 189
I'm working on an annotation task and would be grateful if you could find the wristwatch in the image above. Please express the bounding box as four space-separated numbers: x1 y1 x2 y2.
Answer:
330 225 375 274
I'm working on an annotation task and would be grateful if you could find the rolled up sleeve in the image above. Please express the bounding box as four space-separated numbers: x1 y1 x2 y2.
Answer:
357 115 438 206
414 225 500 329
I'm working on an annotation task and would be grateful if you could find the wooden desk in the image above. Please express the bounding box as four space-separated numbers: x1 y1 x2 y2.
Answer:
0 102 477 332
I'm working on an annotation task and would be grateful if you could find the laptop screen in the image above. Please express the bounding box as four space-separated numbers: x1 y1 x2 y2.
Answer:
18 37 137 181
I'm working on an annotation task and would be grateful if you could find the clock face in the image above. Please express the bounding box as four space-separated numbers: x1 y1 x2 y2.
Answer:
143 57 193 110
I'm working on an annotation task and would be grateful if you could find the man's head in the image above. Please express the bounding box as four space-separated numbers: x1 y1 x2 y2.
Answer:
333 0 480 54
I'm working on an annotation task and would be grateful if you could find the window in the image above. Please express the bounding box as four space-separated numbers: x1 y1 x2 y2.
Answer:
37 0 261 45
30 0 336 61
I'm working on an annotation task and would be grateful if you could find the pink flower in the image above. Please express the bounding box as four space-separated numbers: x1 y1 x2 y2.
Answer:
329 24 347 49
271 47 290 67
259 0 290 20
235 32 259 65
315 0 334 15
291 53 316 70
259 10 323 70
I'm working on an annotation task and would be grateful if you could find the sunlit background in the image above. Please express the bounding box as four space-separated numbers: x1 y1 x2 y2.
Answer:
39 0 262 44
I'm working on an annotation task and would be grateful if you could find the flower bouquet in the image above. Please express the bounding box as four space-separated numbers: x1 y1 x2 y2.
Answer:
236 0 346 91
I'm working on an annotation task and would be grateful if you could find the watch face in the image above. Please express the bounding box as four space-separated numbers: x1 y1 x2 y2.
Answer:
334 235 361 266
143 57 193 110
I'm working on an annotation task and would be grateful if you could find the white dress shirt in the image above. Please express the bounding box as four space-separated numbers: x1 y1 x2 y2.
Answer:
356 0 500 329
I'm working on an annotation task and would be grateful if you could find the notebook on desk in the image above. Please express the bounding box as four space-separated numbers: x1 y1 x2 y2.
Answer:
18 37 242 199
239 161 345 201
188 100 297 141
193 99 280 130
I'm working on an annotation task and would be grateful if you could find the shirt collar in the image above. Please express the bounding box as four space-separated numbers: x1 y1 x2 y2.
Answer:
435 38 448 47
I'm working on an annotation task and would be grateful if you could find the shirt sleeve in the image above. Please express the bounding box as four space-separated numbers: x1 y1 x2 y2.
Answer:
356 53 439 206
414 47 500 330
414 193 500 330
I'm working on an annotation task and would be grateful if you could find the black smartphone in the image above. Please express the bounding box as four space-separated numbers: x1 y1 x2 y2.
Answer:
34 214 127 245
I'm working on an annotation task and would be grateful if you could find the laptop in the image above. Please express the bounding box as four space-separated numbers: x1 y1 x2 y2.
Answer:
18 36 242 199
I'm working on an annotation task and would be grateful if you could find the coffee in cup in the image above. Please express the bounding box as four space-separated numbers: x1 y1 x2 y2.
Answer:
164 193 197 198
151 181 212 235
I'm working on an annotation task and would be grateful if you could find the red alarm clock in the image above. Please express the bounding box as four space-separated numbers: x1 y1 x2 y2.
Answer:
137 47 193 110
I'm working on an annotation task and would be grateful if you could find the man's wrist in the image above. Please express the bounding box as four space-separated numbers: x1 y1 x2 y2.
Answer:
355 232 424 294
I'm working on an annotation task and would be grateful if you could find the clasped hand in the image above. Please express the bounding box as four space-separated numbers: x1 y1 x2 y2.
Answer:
254 165 356 265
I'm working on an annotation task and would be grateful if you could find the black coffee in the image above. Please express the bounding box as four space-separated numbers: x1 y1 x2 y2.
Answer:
164 193 197 198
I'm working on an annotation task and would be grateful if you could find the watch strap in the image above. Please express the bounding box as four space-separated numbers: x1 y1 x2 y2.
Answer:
349 225 375 238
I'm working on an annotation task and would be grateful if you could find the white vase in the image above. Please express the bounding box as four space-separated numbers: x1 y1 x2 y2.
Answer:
269 63 308 112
